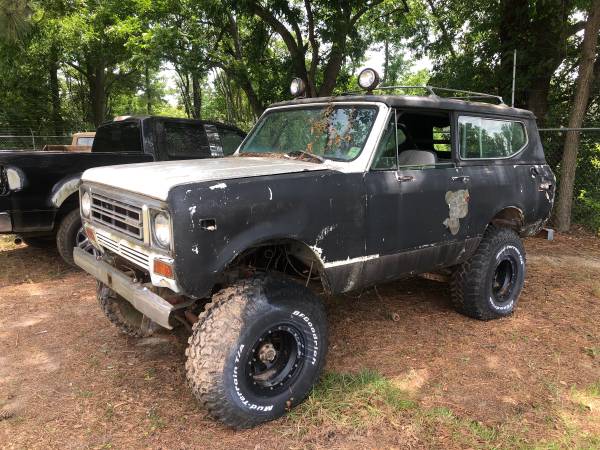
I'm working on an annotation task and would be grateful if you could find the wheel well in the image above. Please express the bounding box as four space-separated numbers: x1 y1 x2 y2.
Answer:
54 192 79 229
222 239 328 290
490 207 524 232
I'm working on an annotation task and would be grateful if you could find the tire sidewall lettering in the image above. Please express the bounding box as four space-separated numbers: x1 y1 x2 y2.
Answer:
228 308 323 412
488 244 525 312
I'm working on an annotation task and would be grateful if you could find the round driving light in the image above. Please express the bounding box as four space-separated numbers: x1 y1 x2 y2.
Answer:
153 212 171 247
358 68 381 92
81 191 92 218
290 77 306 97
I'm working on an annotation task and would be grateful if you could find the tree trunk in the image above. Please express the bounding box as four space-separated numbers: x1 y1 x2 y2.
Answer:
554 0 600 232
192 73 201 119
49 47 62 135
145 65 152 115
89 66 106 127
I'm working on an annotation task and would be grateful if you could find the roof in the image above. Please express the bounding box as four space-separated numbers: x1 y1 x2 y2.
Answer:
270 94 536 119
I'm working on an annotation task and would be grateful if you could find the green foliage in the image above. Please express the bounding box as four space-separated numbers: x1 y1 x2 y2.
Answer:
286 369 415 430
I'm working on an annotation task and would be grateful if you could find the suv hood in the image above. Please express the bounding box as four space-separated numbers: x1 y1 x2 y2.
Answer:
82 156 328 201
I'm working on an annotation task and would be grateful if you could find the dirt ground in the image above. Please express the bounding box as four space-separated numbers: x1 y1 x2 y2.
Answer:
0 231 599 449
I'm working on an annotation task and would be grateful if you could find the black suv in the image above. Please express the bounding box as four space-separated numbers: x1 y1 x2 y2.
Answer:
74 73 555 429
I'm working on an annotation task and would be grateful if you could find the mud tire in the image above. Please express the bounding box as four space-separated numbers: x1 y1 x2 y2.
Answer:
185 275 328 429
97 282 158 337
56 209 82 267
451 226 526 320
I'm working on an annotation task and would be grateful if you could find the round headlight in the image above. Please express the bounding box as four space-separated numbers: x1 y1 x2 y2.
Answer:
81 191 92 218
153 212 171 248
358 68 381 91
290 77 306 97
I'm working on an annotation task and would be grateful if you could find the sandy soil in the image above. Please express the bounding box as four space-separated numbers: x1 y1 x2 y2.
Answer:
0 231 598 449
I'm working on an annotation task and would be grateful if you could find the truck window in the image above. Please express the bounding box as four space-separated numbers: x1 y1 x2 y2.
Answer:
164 122 211 159
371 110 452 170
219 128 244 156
92 122 142 153
459 116 527 159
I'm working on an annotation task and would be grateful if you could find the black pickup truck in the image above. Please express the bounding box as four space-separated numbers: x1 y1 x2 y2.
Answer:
0 116 245 265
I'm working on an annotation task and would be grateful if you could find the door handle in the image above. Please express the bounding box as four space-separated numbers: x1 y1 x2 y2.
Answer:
451 176 470 183
396 174 415 182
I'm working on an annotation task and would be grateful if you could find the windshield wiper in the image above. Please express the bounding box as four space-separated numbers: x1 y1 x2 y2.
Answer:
286 150 325 163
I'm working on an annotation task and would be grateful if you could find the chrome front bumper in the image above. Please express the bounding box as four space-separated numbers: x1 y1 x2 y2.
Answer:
0 212 12 232
74 247 176 329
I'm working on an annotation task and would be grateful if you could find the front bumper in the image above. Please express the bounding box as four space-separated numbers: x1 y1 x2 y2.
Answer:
74 247 179 329
0 212 12 232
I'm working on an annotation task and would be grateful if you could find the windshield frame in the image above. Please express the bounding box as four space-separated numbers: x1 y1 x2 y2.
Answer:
236 102 384 163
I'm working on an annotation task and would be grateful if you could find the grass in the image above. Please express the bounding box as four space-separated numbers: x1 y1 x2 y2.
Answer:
283 370 600 448
285 369 416 432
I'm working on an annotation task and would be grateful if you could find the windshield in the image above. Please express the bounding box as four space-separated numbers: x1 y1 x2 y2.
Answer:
239 105 378 161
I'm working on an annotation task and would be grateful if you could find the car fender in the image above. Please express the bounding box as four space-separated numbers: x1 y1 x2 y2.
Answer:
50 173 82 208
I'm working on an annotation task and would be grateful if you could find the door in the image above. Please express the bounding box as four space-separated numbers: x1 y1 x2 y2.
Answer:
363 109 471 283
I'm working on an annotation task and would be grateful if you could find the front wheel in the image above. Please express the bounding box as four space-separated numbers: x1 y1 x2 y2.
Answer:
185 275 328 429
451 226 526 320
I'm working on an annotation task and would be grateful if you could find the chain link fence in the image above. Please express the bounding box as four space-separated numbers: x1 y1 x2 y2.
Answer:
541 129 600 232
0 134 72 150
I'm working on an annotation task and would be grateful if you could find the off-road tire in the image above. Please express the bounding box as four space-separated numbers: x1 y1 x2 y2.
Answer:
97 282 158 337
56 209 82 267
185 275 328 429
451 226 526 320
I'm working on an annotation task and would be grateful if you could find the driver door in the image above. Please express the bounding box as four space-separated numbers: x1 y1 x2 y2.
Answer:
363 109 470 283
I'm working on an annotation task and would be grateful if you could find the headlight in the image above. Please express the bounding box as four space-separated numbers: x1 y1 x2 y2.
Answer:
81 191 92 218
153 212 171 248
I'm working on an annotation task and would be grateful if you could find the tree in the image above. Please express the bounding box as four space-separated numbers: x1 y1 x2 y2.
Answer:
554 0 600 232
58 0 149 126
237 0 405 98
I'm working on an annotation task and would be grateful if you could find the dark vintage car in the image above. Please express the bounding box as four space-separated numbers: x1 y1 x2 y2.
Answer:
0 116 245 265
74 71 555 429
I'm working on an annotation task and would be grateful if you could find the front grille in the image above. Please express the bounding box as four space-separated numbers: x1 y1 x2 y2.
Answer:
91 193 143 240
95 229 151 270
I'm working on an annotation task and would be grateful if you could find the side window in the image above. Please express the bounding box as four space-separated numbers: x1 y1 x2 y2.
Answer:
219 128 245 156
164 121 211 159
459 116 527 159
371 114 399 170
371 110 453 170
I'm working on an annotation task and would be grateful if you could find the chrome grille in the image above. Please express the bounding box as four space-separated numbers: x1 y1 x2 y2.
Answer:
96 229 151 270
91 193 143 240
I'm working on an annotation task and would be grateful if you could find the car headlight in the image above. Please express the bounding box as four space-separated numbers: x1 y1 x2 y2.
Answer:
81 191 92 218
153 212 171 248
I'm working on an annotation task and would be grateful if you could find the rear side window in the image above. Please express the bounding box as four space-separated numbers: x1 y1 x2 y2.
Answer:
164 122 211 159
92 122 142 153
219 128 245 156
459 116 527 159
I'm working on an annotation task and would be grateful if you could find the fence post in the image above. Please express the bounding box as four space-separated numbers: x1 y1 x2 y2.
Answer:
30 128 36 151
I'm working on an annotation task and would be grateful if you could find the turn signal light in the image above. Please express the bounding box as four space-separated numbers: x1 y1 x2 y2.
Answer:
153 259 174 279
84 225 97 245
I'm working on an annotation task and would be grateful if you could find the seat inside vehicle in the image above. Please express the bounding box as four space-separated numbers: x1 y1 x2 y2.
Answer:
397 149 438 166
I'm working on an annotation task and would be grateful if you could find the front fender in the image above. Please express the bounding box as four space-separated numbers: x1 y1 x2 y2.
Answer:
50 173 82 208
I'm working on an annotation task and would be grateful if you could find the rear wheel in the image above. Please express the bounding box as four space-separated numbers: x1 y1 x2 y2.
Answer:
451 226 526 320
185 275 328 429
97 282 158 337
